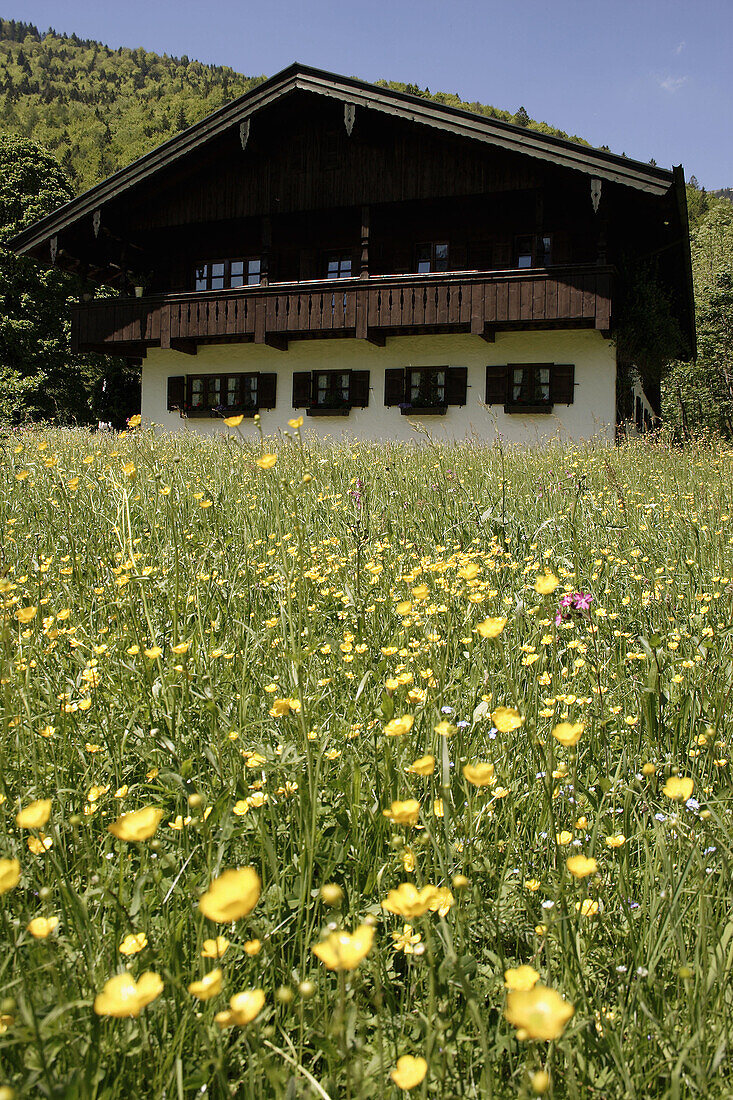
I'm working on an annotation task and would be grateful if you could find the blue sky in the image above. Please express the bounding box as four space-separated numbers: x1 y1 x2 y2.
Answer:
10 0 733 188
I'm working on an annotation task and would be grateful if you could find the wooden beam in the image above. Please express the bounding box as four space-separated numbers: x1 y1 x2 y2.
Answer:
366 330 386 347
265 334 288 351
170 338 197 356
360 205 369 279
480 326 496 343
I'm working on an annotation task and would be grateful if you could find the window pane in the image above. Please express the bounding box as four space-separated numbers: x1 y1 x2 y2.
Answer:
246 376 258 405
434 243 449 272
230 261 245 288
211 262 225 290
327 260 340 279
538 368 550 401
195 266 208 291
517 253 532 268
339 258 351 278
512 367 525 403
207 377 221 406
416 244 431 274
227 377 239 405
191 378 203 407
247 259 261 285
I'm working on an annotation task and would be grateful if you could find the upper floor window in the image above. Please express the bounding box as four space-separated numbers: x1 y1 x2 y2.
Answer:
416 242 449 274
514 235 552 269
325 251 352 279
195 258 261 291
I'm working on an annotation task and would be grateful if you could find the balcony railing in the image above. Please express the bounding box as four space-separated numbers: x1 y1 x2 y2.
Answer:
71 265 613 354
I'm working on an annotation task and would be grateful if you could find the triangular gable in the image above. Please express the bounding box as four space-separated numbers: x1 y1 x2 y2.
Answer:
11 62 677 256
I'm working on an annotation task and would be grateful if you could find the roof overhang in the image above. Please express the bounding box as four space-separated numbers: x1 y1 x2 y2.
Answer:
10 63 676 257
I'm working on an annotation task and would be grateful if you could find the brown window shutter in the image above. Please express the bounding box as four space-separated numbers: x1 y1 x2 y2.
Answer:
384 368 406 406
292 372 312 408
485 365 508 404
167 375 185 411
349 370 370 408
446 366 468 406
551 364 575 404
257 373 277 409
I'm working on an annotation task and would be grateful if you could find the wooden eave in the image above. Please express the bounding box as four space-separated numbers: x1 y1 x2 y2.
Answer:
10 63 678 258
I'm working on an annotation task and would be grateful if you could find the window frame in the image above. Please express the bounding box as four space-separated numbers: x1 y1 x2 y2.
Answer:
403 366 449 415
309 369 353 416
513 234 552 270
415 241 450 274
505 363 553 414
324 250 354 280
194 257 262 291
185 372 260 417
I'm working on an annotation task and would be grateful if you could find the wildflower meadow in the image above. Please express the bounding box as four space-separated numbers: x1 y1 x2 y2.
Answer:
1 422 732 1099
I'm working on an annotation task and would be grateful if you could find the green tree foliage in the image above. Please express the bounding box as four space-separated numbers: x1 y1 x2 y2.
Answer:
0 135 137 425
0 21 266 191
661 187 733 437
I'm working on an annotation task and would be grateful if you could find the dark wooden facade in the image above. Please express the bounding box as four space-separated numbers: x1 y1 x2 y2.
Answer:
10 65 694 359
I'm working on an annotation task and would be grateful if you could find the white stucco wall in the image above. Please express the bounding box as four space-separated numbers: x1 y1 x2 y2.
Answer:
141 329 616 444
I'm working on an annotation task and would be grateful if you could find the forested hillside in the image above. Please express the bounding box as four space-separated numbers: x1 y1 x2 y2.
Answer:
0 18 589 193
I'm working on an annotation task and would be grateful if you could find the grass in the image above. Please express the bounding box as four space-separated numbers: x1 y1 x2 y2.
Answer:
0 423 732 1099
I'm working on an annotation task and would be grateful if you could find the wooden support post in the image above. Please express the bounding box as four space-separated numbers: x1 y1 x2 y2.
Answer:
360 205 369 279
261 216 271 286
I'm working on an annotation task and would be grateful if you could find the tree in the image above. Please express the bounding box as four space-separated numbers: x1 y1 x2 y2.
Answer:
0 135 138 425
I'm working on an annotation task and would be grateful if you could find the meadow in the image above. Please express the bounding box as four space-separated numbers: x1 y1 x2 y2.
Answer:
0 422 732 1100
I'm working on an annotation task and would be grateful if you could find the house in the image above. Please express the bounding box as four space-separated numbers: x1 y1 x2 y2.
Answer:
10 64 694 442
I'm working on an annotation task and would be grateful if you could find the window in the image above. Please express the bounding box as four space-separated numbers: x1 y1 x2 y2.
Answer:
514 235 552 269
292 370 370 415
416 242 449 274
485 363 574 412
408 366 446 409
194 258 261 291
511 364 551 406
180 372 276 417
325 252 353 279
384 366 468 413
515 236 534 269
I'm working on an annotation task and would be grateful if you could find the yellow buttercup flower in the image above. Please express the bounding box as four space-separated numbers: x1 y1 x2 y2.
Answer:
312 924 374 971
434 720 457 737
382 799 421 826
256 454 277 469
476 617 506 639
244 939 262 956
198 867 261 922
381 883 438 919
108 807 163 842
662 776 694 801
215 988 265 1028
119 933 148 955
94 972 163 1017
27 916 59 938
491 707 524 734
201 936 230 959
15 606 37 624
411 584 429 600
288 417 304 429
504 965 540 991
224 414 244 427
575 898 600 917
505 985 574 1040
390 1055 428 1090
552 722 584 748
127 414 142 427
0 859 21 895
384 715 414 737
188 968 223 1000
462 762 496 787
16 799 52 829
144 646 163 659
269 697 301 717
534 572 560 596
407 755 435 776
428 887 454 916
395 600 412 616
605 834 626 848
566 855 598 879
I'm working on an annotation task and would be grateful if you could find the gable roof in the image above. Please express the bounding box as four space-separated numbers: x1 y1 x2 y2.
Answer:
11 63 679 257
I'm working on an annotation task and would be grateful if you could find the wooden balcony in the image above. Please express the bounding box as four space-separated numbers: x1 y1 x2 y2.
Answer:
71 265 613 356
